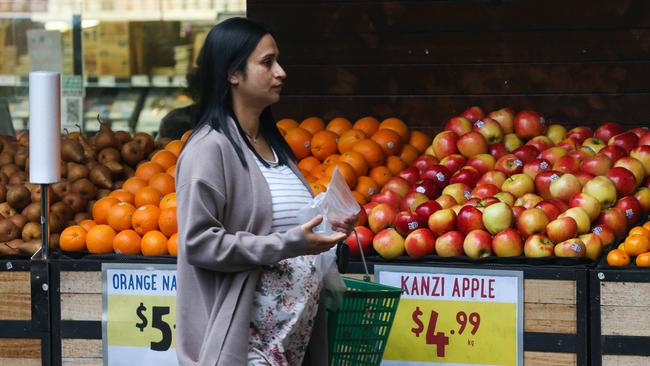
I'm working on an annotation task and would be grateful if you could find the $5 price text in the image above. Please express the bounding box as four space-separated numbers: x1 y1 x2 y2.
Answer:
410 307 481 357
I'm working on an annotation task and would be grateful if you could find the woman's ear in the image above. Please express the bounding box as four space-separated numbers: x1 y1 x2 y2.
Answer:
228 71 241 86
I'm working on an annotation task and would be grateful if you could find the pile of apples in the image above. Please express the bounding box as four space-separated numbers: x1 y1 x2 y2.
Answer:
345 106 650 262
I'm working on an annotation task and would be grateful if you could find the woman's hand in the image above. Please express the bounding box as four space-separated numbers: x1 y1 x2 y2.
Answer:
330 212 358 236
301 215 347 254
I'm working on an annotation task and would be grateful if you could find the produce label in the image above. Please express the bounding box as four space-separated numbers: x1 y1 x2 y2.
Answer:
375 265 523 366
102 263 177 366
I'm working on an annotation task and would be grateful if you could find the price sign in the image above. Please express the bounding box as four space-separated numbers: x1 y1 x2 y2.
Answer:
375 265 523 366
102 263 177 366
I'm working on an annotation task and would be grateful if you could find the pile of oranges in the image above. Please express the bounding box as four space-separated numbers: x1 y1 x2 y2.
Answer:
607 221 650 267
58 131 192 257
277 116 431 205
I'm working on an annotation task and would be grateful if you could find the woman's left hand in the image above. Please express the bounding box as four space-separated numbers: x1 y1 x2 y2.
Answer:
330 213 358 236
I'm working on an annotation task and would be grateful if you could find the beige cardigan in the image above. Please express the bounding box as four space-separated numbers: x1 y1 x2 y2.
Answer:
175 119 327 365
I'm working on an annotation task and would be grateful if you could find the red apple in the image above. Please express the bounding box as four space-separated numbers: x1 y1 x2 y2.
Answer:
363 202 379 216
461 106 485 123
526 136 554 153
435 231 465 257
634 187 650 213
381 176 411 198
524 234 555 258
535 200 562 220
557 137 579 151
554 238 586 258
372 228 405 259
445 116 472 136
569 192 601 221
442 183 471 205
431 131 459 160
501 173 535 197
546 216 578 244
645 176 650 189
575 171 595 187
594 122 624 143
467 154 496 175
597 207 628 239
539 146 568 165
435 194 457 209
463 229 492 259
581 154 612 176
514 110 546 139
511 205 525 221
492 228 523 257
473 117 503 144
630 146 650 176
495 154 524 176
606 167 638 197
368 203 399 233
415 200 442 219
481 201 513 234
535 171 561 199
488 107 515 134
565 126 593 144
457 132 489 158
639 131 650 146
450 167 481 187
614 157 645 185
400 192 429 213
410 179 441 200
456 205 485 234
489 143 508 159
514 193 543 209
523 159 551 179
553 155 580 174
546 124 567 145
631 127 649 139
549 173 582 202
591 224 616 248
599 145 627 163
579 233 602 261
478 170 507 187
582 137 607 154
420 164 451 189
569 148 593 161
412 155 438 172
404 228 436 258
428 208 457 235
558 207 591 235
504 133 523 152
398 167 420 185
615 196 643 226
371 189 400 208
472 183 500 199
439 154 467 174
513 145 539 164
516 208 549 237
608 131 639 154
395 211 427 236
344 226 374 257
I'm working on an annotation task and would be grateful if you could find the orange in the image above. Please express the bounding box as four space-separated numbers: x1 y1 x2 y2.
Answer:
135 162 165 182
306 175 317 184
165 140 183 157
148 172 175 196
166 164 176 178
353 116 380 137
352 191 368 205
298 156 321 173
354 176 380 199
624 234 650 256
325 162 358 188
113 229 142 255
399 144 420 165
60 225 87 252
310 130 339 161
109 189 135 204
123 177 148 195
134 186 163 207
92 197 119 225
299 117 325 135
629 226 650 238
607 248 631 266
158 207 178 237
78 219 97 232
311 164 329 180
284 127 313 160
131 204 161 235
339 150 368 177
351 139 386 169
326 117 353 136
180 129 192 143
107 202 136 231
159 192 176 209
409 130 432 153
379 117 410 143
323 154 340 166
86 224 116 254
371 129 402 156
337 129 366 154
276 118 299 134
167 233 178 257
309 182 327 195
151 150 177 170
643 221 650 232
369 166 393 187
141 230 168 256
636 252 650 267
386 156 407 175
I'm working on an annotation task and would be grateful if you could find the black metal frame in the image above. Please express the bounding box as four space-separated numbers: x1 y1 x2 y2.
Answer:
348 259 591 365
589 269 650 366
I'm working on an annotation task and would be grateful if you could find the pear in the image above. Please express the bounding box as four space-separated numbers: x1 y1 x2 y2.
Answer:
0 202 16 218
120 141 145 166
133 132 154 155
1 163 19 178
49 211 65 233
51 201 73 222
7 185 31 212
103 160 124 175
0 218 19 241
93 117 118 150
21 222 41 241
0 172 8 185
89 165 113 189
13 145 28 168
51 181 72 201
114 130 132 146
155 137 172 149
62 192 87 213
98 147 120 165
0 184 6 202
71 178 97 200
66 162 89 182
97 189 111 199
8 171 25 185
19 239 41 255
76 125 96 160
49 233 60 250
9 214 27 231
0 151 13 165
0 241 20 255
22 203 41 223
74 212 91 223
61 138 85 163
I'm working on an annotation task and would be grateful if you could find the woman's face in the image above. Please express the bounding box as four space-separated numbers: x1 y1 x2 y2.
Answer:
230 34 286 108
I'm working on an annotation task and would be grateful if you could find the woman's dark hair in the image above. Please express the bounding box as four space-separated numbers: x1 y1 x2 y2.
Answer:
190 17 295 168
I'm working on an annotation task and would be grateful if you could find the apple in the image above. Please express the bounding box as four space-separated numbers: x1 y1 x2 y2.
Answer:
394 211 426 236
488 107 515 134
630 146 650 176
420 164 452 189
614 157 645 185
579 233 602 261
557 137 579 151
615 196 643 226
450 167 481 187
473 117 503 144
412 155 438 172
645 176 650 189
550 196 567 213
569 148 594 161
435 231 465 257
535 171 561 199
634 187 650 213
594 122 624 143
372 228 405 259
523 159 551 179
494 191 516 206
501 173 535 197
535 200 562 220
524 234 555 258
606 167 638 197
400 192 430 213
581 154 612 176
599 145 627 162
463 229 492 259
514 110 546 139
445 116 472 136
554 238 587 258
608 131 639 153
546 124 567 145
371 189 400 208
368 203 399 233
549 173 582 202
431 131 459 159
457 205 485 234
504 133 523 152
511 205 525 221
415 200 442 219
514 193 543 209
516 208 549 237
558 207 591 234
381 176 411 198
582 176 618 208
410 179 440 200
355 207 368 226
512 145 539 164
404 228 437 258
482 202 513 234
428 208 457 235
546 217 578 244
489 143 508 159
461 106 485 122
475 197 499 210
491 228 523 257
363 202 379 216
471 183 500 199
442 183 471 205
553 155 580 174
478 170 507 187
631 127 650 139
569 192 601 221
526 136 554 153
435 194 457 209
575 171 595 187
440 154 467 174
344 226 374 257
467 154 496 175
457 132 489 158
566 127 593 144
591 224 616 248
640 131 650 146
398 167 420 185
495 154 524 176
597 207 628 239
582 137 606 154
539 146 568 165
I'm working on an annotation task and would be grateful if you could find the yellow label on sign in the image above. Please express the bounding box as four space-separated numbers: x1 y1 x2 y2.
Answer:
107 294 176 349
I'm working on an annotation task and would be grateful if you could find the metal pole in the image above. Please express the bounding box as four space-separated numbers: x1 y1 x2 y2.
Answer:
38 184 50 260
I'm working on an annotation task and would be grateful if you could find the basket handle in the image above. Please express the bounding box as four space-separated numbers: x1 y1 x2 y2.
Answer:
353 229 371 282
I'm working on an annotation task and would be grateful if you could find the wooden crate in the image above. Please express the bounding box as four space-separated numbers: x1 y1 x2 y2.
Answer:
590 269 650 366
348 260 589 365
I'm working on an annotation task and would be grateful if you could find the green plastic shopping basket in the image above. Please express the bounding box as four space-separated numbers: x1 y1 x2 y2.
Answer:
327 231 402 366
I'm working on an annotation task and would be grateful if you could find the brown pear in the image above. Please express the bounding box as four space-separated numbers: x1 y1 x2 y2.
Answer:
14 145 28 168
62 192 88 213
98 147 121 165
51 181 71 200
49 212 65 233
97 189 111 199
77 128 96 160
0 172 8 185
0 184 6 202
120 141 145 166
155 137 172 149
112 180 124 190
59 160 67 178
29 185 40 203
1 164 19 178
66 162 89 182
114 130 132 146
0 151 13 165
49 233 60 250
104 161 124 176
21 222 41 241
2 140 17 155
8 171 25 185
133 132 155 155
22 203 41 223
9 213 27 231
51 201 73 222
0 202 16 218
74 212 91 223
94 119 119 150
123 166 135 179
71 178 97 200
0 241 20 255
61 138 85 163
17 133 28 147
89 165 113 189
0 218 19 241
7 185 31 211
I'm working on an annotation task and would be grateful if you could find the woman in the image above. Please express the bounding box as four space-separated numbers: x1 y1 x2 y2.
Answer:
175 18 357 366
